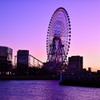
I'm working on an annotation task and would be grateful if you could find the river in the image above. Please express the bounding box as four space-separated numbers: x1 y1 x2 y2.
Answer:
0 80 100 100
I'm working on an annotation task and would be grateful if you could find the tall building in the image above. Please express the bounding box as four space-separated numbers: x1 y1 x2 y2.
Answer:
17 50 29 75
68 56 83 72
0 46 13 74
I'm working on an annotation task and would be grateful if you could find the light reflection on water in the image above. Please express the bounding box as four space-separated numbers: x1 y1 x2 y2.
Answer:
0 80 100 100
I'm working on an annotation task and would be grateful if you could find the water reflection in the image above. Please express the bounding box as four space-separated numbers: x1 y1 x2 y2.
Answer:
0 80 100 100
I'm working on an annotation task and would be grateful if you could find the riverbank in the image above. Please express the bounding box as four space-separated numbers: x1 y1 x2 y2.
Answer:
59 71 100 88
0 75 59 80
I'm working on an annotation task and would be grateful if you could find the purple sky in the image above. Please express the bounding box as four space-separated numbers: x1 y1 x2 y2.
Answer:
0 0 100 71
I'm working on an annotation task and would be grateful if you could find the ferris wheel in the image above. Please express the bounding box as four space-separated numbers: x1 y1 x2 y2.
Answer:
46 7 71 65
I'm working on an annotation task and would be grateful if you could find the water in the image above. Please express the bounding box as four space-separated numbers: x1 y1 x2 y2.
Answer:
0 80 100 100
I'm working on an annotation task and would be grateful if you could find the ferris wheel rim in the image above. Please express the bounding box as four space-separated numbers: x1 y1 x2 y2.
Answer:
46 7 71 64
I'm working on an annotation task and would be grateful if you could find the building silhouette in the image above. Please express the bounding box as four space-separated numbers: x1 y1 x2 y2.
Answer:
68 56 83 72
17 50 29 75
0 46 13 74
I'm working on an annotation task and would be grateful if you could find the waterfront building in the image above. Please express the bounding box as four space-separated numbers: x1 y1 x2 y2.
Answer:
0 46 13 74
17 50 29 75
68 56 83 72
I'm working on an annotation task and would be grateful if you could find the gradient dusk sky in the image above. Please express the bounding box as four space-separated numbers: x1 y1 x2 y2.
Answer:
0 0 100 71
